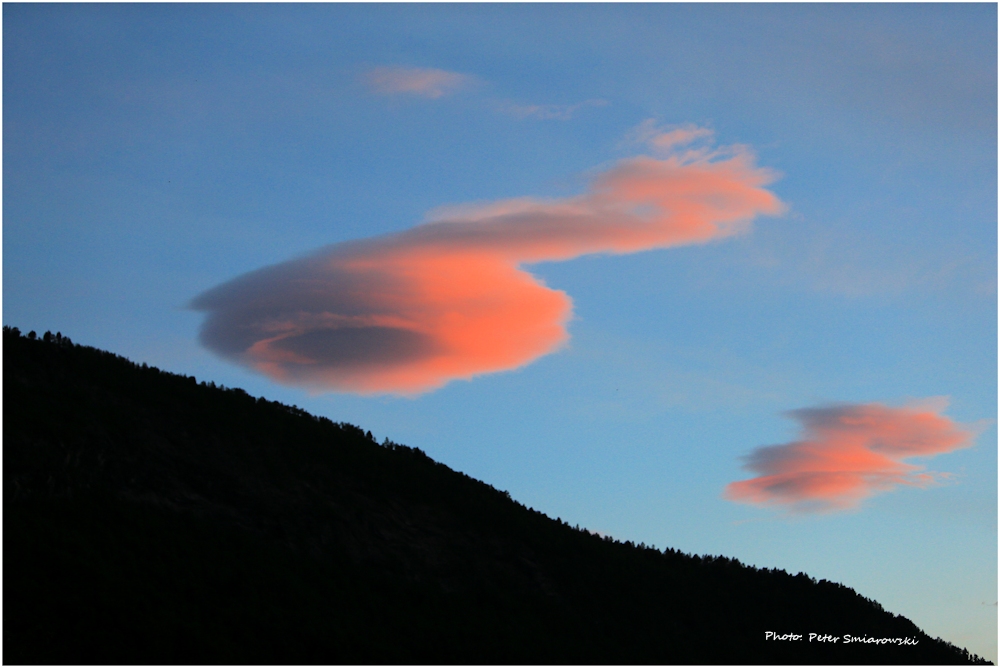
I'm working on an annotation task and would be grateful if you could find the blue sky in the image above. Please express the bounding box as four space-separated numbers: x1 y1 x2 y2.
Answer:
4 4 996 660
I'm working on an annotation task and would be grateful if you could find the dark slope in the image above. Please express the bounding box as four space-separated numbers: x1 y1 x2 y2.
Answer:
3 327 990 665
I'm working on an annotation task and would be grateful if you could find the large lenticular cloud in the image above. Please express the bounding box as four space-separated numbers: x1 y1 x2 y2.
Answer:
191 125 783 395
724 401 975 513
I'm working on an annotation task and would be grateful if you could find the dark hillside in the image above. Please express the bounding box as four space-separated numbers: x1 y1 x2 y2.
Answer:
3 327 990 664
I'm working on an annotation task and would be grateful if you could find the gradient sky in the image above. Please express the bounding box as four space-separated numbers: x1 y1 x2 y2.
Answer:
4 4 996 660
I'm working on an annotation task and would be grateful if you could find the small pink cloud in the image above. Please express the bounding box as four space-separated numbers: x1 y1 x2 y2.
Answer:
650 126 715 151
363 66 471 99
192 127 783 395
724 401 976 513
626 119 715 152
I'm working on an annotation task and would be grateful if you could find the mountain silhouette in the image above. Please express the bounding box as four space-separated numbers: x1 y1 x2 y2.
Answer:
3 326 991 664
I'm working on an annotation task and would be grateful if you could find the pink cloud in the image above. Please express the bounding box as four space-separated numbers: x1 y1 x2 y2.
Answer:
650 126 715 151
192 128 783 395
724 401 976 513
363 66 471 99
626 119 715 152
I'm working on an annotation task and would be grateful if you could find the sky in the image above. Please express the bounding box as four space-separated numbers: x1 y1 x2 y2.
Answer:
4 3 996 661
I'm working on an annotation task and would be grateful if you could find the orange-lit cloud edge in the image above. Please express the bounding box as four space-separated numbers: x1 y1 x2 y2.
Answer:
191 123 785 396
363 66 472 98
724 400 978 513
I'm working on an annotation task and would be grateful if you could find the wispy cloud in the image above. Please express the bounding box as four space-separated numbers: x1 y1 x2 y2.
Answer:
725 400 976 513
496 98 608 120
363 66 472 99
191 125 783 395
624 119 716 152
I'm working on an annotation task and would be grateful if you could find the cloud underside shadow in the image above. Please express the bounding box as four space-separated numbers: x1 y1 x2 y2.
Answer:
724 401 974 513
191 128 783 395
